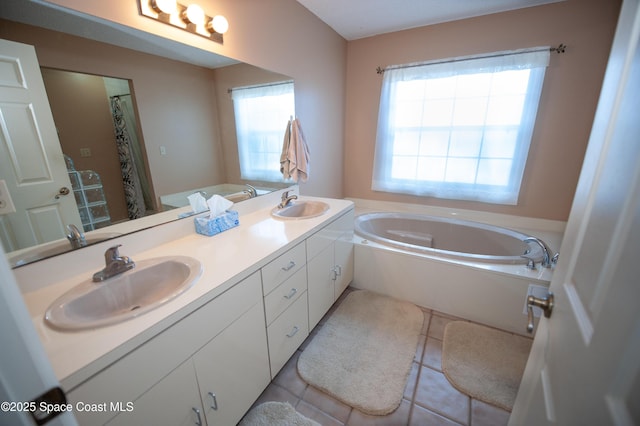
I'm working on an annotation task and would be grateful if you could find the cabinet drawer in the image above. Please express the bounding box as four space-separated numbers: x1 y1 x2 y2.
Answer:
267 294 309 377
264 266 307 325
262 242 306 295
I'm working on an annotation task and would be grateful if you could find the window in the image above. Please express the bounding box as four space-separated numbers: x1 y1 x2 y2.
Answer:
372 49 549 204
231 81 295 182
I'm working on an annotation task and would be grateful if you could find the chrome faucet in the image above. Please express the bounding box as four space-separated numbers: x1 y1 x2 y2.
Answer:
93 245 135 282
278 190 298 209
523 237 558 269
244 184 258 198
66 224 87 249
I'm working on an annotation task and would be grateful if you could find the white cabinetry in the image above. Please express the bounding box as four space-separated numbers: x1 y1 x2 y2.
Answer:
261 242 309 377
71 272 270 426
306 209 354 329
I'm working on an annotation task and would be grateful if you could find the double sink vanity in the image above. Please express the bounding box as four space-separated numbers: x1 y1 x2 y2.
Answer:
15 189 354 425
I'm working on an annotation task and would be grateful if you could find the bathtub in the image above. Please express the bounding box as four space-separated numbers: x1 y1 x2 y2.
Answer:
352 211 555 335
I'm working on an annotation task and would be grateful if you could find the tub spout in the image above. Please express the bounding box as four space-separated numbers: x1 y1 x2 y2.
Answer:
524 237 557 268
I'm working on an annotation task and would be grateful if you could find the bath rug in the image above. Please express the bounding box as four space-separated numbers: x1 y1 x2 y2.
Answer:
239 402 320 426
297 289 424 415
442 321 532 411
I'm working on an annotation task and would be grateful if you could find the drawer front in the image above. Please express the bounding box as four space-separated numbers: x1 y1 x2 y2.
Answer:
264 266 308 325
262 242 306 295
267 293 309 377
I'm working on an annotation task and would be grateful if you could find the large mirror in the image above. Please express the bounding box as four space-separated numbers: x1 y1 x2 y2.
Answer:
0 2 295 267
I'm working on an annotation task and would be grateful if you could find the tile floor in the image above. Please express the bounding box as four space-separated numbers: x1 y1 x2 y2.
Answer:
247 288 515 425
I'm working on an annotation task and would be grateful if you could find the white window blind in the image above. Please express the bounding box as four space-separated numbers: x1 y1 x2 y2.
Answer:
372 48 550 204
231 81 295 181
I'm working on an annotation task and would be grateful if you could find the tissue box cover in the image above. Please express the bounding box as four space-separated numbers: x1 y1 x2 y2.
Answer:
194 210 239 236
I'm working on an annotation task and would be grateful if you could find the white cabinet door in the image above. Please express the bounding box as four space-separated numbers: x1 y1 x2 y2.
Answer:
107 360 204 426
334 234 354 298
192 302 271 426
307 243 336 329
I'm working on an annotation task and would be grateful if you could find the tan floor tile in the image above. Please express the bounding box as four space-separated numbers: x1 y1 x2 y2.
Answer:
302 386 352 423
423 337 443 371
273 350 308 397
410 404 464 426
347 399 411 426
415 334 427 363
296 399 345 426
470 399 510 426
414 367 470 425
404 362 420 400
428 314 460 340
253 382 299 407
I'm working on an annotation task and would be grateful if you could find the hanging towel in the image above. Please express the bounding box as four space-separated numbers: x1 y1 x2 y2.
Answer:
280 118 310 182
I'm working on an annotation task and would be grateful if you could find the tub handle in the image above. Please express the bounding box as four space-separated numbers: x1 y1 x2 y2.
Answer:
526 292 554 333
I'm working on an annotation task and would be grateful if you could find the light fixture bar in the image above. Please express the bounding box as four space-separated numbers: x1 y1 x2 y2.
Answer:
140 0 226 44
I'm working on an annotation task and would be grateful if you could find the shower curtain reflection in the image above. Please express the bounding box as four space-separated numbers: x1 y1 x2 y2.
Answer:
109 94 153 219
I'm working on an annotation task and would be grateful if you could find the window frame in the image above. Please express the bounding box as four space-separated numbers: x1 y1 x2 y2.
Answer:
372 49 550 205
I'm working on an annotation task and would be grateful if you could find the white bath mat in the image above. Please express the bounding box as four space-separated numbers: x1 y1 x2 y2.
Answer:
239 402 320 426
297 290 424 415
442 321 532 411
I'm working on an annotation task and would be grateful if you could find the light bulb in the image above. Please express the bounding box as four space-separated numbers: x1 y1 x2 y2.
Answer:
151 0 176 14
208 15 229 34
183 4 205 26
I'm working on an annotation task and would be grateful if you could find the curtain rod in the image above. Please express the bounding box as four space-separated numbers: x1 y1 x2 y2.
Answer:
227 80 294 94
375 44 566 74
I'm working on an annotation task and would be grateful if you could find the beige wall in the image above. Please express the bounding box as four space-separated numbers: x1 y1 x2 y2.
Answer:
344 0 621 221
36 0 348 198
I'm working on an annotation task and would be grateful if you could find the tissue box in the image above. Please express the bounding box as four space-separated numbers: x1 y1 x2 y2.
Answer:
194 210 239 236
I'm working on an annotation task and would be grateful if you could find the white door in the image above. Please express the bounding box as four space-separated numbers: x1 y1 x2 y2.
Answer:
509 1 640 424
0 38 82 252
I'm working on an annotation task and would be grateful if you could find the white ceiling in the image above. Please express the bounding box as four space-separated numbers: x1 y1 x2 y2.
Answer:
295 0 565 40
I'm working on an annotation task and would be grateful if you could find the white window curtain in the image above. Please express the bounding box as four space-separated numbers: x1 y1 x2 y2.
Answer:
232 82 295 181
372 48 550 204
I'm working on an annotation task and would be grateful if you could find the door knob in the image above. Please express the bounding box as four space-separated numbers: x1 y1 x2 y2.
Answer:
55 187 71 199
526 292 554 333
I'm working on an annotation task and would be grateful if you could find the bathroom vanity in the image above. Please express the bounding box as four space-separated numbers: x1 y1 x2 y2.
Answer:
15 190 354 425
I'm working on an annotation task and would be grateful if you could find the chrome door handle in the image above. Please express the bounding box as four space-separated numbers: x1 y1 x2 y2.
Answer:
208 392 218 410
281 261 296 271
55 187 70 199
192 407 202 426
284 288 297 299
526 292 554 333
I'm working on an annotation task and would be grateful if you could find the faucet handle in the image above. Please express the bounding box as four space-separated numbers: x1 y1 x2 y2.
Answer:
282 190 290 200
105 245 122 262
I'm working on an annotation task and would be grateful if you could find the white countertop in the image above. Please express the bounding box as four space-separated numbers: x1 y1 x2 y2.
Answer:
17 192 354 390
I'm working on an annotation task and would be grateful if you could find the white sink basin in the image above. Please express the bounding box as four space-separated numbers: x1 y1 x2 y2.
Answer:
45 256 202 330
271 200 330 220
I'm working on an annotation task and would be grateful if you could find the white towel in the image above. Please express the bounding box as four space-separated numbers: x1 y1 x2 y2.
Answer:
280 118 310 182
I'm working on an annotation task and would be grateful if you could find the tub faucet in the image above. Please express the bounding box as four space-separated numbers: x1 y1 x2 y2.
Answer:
66 224 87 249
244 184 258 198
93 245 135 282
523 237 557 268
278 191 298 208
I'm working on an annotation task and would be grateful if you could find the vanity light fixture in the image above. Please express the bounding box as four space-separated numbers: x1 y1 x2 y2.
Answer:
150 0 176 15
139 0 228 43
